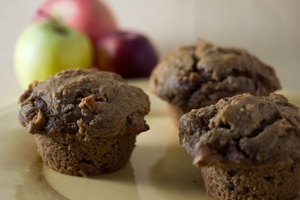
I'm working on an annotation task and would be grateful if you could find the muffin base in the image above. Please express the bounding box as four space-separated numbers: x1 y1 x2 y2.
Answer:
168 104 185 126
201 163 300 200
34 132 136 177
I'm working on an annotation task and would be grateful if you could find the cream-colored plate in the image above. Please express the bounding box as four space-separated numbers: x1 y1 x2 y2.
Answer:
1 80 300 200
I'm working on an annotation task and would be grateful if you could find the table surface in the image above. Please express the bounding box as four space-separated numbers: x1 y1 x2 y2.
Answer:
1 80 300 200
1 0 300 108
1 2 300 198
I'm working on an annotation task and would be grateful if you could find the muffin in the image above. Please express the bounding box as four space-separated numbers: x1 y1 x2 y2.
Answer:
179 93 300 199
18 69 150 177
150 39 281 124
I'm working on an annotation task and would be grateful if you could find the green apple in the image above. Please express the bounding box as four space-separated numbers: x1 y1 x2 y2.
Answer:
14 19 93 89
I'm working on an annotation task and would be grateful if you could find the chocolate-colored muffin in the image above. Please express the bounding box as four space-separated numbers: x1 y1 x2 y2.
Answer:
150 40 281 124
18 69 150 177
179 93 300 200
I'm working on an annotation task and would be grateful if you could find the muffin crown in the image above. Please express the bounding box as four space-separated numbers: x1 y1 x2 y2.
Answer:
150 41 281 114
19 69 150 140
180 93 300 168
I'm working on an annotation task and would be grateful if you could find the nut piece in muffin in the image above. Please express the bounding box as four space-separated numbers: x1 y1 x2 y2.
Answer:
150 39 281 124
18 69 150 177
179 93 300 200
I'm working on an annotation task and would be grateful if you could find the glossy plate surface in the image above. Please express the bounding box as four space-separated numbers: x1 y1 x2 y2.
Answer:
1 80 300 200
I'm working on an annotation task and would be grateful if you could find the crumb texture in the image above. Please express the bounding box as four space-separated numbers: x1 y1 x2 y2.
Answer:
18 69 150 176
150 40 281 114
179 93 300 167
18 69 150 140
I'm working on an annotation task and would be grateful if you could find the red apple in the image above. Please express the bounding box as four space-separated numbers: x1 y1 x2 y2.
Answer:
95 30 158 78
33 0 117 43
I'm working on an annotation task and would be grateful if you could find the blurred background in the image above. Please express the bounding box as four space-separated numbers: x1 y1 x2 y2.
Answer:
1 0 300 107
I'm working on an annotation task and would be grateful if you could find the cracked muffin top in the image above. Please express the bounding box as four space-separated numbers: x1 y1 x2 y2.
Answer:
179 93 300 168
150 40 281 114
18 69 150 141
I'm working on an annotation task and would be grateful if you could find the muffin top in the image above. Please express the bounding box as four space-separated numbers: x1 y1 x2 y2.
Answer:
150 40 281 113
179 93 300 168
19 69 150 141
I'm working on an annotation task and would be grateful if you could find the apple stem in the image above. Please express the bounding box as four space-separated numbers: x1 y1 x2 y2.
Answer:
37 9 68 35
